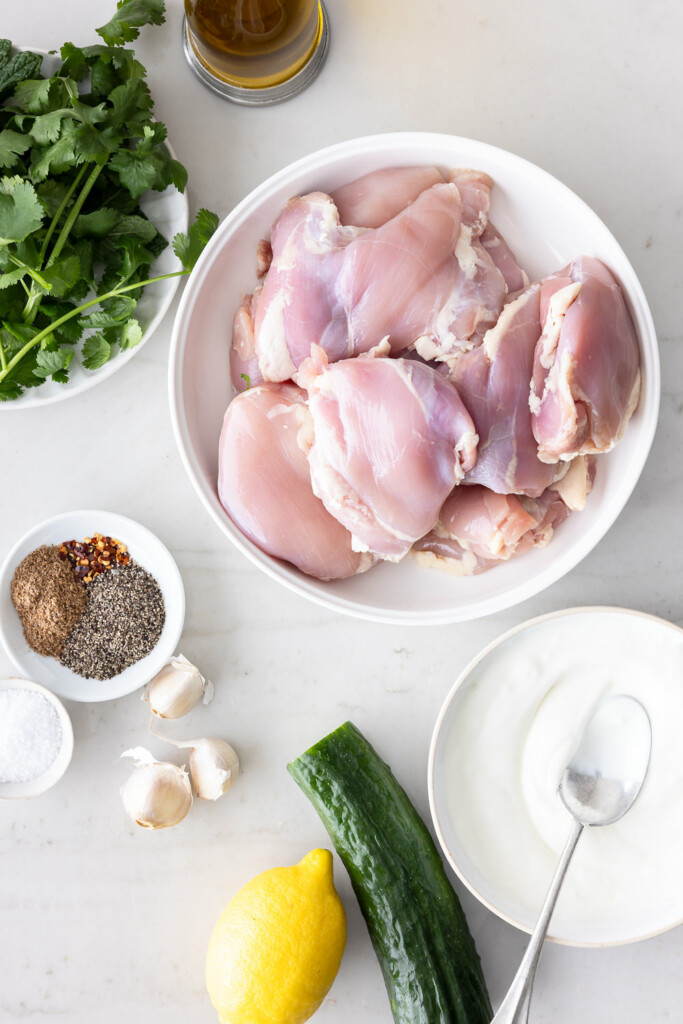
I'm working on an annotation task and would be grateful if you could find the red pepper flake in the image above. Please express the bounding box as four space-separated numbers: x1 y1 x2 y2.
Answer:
58 533 130 584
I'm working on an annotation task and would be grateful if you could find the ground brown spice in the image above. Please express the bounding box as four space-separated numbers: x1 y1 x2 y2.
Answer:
10 545 87 658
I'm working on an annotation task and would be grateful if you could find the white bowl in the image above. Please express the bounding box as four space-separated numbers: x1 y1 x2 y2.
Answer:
0 48 188 411
0 510 185 702
429 606 683 946
0 677 74 799
169 132 659 625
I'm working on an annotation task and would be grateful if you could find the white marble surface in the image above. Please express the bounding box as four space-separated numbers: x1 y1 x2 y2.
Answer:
1 1 682 1021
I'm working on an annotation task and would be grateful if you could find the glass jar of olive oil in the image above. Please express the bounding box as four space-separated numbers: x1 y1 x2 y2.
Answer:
183 0 329 104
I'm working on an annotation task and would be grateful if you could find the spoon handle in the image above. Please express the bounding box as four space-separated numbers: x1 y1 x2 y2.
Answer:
491 819 584 1024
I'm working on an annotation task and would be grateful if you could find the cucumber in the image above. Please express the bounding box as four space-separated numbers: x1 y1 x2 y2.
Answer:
287 721 492 1024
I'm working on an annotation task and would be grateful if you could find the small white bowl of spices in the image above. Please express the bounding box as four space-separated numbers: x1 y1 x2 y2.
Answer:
0 678 74 799
0 510 185 702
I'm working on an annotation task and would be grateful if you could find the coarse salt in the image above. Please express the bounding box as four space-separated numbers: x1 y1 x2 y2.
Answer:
0 689 63 784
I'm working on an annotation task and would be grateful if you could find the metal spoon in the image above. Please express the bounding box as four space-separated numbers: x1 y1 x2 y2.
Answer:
491 694 652 1024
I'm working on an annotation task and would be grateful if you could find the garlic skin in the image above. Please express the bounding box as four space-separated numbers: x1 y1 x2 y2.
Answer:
144 654 214 719
120 747 192 829
189 738 240 801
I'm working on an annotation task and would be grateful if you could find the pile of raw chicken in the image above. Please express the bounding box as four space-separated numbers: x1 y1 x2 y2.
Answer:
218 166 641 581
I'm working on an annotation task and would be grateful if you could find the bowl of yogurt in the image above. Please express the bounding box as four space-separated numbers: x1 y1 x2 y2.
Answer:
429 606 683 946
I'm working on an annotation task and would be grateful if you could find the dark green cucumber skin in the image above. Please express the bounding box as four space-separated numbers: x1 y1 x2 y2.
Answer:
287 721 493 1024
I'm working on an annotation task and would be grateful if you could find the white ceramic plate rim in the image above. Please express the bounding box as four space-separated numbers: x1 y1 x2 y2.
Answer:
0 676 74 799
428 605 683 947
1 47 189 411
168 132 660 625
0 509 185 702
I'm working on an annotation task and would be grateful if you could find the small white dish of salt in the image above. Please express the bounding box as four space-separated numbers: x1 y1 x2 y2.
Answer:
0 678 73 799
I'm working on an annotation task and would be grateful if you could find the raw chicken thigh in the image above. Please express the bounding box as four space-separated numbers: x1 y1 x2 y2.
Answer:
247 175 513 383
332 164 526 312
299 347 478 560
530 257 641 462
220 166 641 585
217 383 373 580
252 192 365 382
330 165 445 228
414 457 595 575
480 224 528 295
451 286 565 496
413 481 573 575
230 291 264 393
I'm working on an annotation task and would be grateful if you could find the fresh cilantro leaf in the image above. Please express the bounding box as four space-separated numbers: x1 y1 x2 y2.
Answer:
0 130 32 170
0 266 27 290
71 101 109 128
113 236 154 282
57 43 90 83
108 147 158 199
113 213 157 242
100 294 137 319
39 301 84 344
37 179 69 217
96 0 166 47
173 208 219 272
138 122 167 148
80 309 127 329
12 77 53 114
30 135 78 180
0 283 24 320
0 50 43 103
82 332 111 369
240 373 250 388
0 177 44 243
144 230 167 259
1 319 41 352
119 317 142 349
39 254 81 297
73 207 120 238
13 235 40 269
34 346 73 378
0 344 43 396
196 208 220 244
0 7 199 399
30 109 74 146
108 78 153 131
0 378 24 400
72 123 119 164
156 153 188 193
71 239 95 285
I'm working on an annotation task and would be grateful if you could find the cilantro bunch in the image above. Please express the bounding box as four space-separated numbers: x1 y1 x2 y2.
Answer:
0 0 217 400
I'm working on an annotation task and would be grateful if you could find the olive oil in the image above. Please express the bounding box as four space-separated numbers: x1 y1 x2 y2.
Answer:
184 0 322 89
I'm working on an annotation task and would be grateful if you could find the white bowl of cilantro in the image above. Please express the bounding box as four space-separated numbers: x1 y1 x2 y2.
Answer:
0 4 212 408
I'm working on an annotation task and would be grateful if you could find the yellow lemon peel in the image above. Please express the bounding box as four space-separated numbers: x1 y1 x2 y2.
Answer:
206 848 346 1024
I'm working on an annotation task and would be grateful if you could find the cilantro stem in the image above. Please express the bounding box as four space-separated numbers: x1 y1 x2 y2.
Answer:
47 163 103 268
23 162 103 325
37 163 87 267
9 255 52 290
0 269 187 384
0 339 6 373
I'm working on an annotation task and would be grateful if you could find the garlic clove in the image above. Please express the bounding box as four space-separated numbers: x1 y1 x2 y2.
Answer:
120 747 192 829
189 738 240 801
144 653 213 719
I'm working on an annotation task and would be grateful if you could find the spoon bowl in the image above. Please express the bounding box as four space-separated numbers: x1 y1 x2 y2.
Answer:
492 694 652 1023
560 695 652 827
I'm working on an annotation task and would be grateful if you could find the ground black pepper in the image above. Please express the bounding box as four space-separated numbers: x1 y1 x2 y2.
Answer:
59 562 165 680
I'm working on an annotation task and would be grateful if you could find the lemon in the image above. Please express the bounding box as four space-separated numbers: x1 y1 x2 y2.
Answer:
206 848 347 1024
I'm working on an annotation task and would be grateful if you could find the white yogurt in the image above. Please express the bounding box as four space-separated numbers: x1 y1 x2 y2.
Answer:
433 609 683 945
